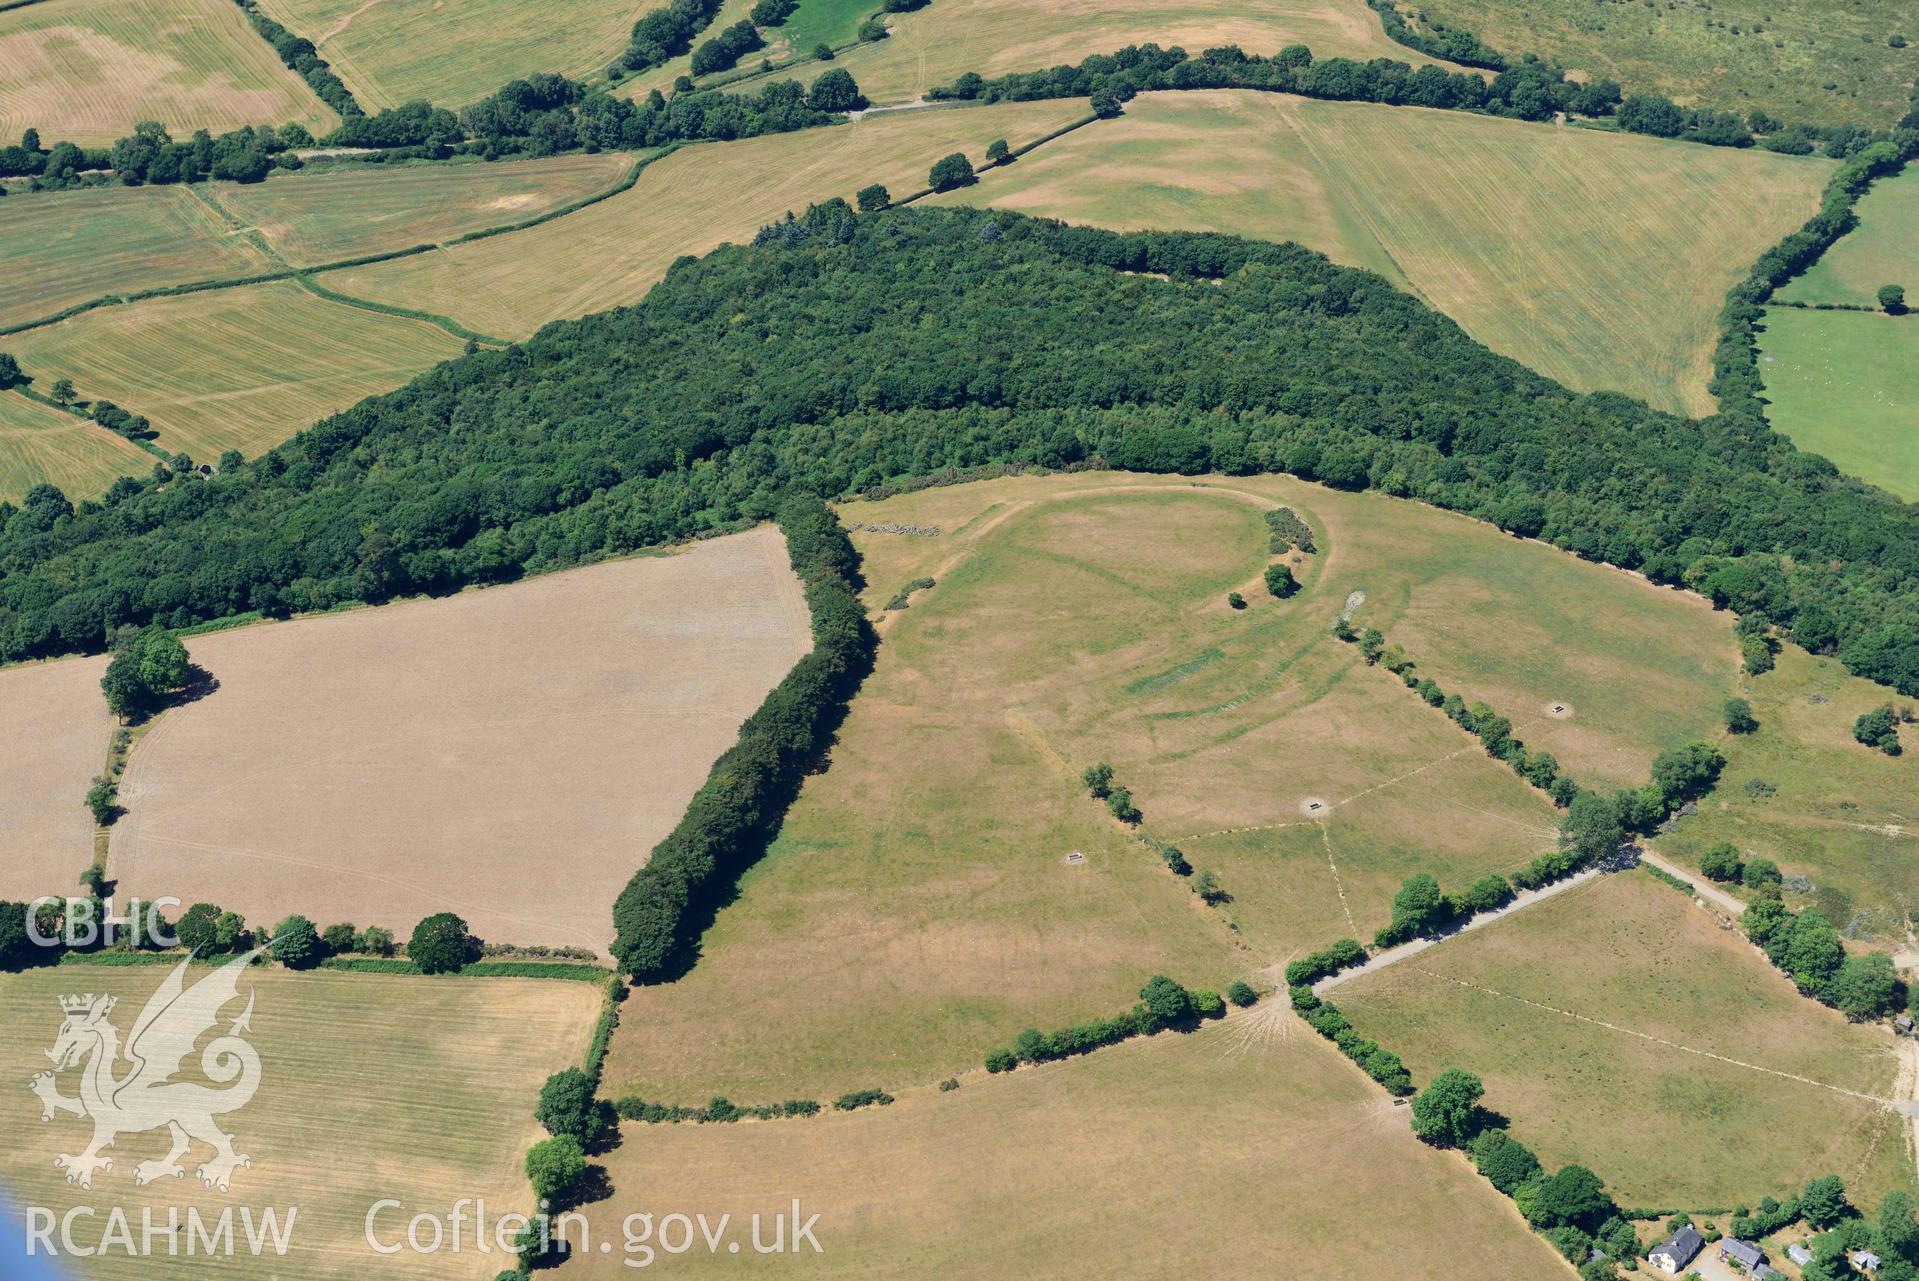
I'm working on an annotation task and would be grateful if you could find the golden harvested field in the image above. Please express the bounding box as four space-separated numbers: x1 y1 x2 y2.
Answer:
0 185 271 331
0 0 337 146
327 101 1090 339
704 0 1442 107
932 90 1830 416
0 963 602 1281
209 151 636 264
604 472 1733 1105
0 391 152 504
109 528 812 955
4 281 464 462
254 0 640 109
1339 872 1913 1207
566 1020 1575 1279
0 651 110 900
1656 647 1919 941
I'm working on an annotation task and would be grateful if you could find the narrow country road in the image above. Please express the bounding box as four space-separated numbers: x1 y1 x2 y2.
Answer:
1638 848 1748 916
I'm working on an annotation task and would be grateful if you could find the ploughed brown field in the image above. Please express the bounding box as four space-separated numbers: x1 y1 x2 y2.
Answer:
107 526 812 953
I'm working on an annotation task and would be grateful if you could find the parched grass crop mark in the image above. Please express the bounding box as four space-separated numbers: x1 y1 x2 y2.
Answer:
1320 822 1358 935
1406 964 1903 1112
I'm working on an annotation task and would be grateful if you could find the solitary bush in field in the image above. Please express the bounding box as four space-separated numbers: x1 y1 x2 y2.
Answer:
409 912 475 974
1105 785 1140 824
928 152 975 191
1879 284 1907 314
986 138 1009 164
1081 762 1113 798
1699 843 1744 882
1264 563 1298 597
1227 591 1246 609
1854 705 1902 755
1725 697 1758 734
1226 980 1258 1007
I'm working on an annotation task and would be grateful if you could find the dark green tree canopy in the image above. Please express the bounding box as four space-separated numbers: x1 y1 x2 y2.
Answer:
0 208 1912 705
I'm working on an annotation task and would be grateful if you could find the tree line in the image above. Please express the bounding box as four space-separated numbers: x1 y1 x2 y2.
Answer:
927 42 1915 157
0 62 868 192
610 493 874 979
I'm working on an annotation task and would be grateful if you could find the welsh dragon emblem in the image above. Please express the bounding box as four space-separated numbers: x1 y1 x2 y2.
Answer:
29 949 265 1192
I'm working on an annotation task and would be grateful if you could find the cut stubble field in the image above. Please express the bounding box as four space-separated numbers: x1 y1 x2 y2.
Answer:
603 471 1737 1106
1756 305 1919 501
1339 871 1913 1207
931 90 1830 416
0 391 151 505
4 280 467 465
0 0 337 145
563 1017 1575 1279
108 526 812 954
780 0 1446 107
0 964 602 1281
254 0 641 109
327 100 1092 339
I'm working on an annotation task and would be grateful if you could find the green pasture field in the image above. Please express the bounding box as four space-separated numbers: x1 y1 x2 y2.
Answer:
567 1015 1574 1278
1780 168 1919 309
0 184 272 332
1339 871 1913 1208
1396 0 1918 128
327 100 1090 339
931 89 1829 417
0 390 150 504
1756 306 1919 500
1656 647 1919 942
0 0 337 145
252 0 639 109
207 151 636 264
0 963 603 1280
601 470 1735 1105
6 281 464 463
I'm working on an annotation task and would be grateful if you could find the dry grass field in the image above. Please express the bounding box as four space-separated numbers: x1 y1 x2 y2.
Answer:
327 101 1089 339
602 472 1734 1105
1779 168 1919 310
1339 872 1913 1207
1756 306 1919 501
109 528 811 955
0 391 152 503
0 652 111 901
764 0 1440 107
4 281 465 462
1656 647 1919 942
567 1020 1573 1278
254 0 641 109
0 0 337 146
0 964 602 1281
931 90 1830 416
0 185 271 331
208 151 635 264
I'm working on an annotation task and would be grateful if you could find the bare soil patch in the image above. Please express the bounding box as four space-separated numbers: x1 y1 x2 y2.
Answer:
108 527 811 953
0 654 111 899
